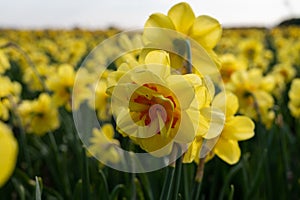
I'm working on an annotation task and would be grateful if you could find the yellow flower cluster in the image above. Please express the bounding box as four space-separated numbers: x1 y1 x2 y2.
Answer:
0 2 299 185
18 93 60 136
0 75 22 121
103 2 255 164
288 78 300 118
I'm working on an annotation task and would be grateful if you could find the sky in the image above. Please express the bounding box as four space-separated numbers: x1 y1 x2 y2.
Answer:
0 0 299 29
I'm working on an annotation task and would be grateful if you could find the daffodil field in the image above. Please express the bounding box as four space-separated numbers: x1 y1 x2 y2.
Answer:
1 2 300 200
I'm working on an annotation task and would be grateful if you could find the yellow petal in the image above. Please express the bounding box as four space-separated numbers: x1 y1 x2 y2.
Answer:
175 111 197 143
143 13 176 45
214 138 241 165
166 75 195 109
144 51 171 79
0 123 18 187
145 13 175 29
117 109 156 139
102 124 115 139
222 116 255 141
130 68 165 86
189 15 222 49
183 137 203 163
167 2 195 34
201 107 225 139
212 92 239 118
145 50 170 66
137 134 173 157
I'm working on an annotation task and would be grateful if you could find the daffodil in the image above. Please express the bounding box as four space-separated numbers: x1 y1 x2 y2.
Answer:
46 64 92 111
237 38 273 71
0 75 22 121
0 121 18 187
88 78 111 121
288 78 300 118
46 64 75 110
107 50 206 157
143 2 222 70
183 92 255 164
88 124 120 164
0 50 10 74
23 64 55 92
219 53 247 83
270 63 296 98
226 68 275 128
212 92 255 164
17 93 60 135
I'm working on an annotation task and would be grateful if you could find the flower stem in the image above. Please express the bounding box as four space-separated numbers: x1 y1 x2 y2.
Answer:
193 156 206 200
185 39 192 74
159 166 175 200
173 148 183 200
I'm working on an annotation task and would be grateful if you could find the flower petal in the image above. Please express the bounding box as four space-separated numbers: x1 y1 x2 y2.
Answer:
175 111 196 143
183 137 203 163
143 13 176 45
189 15 222 49
144 51 171 79
145 13 175 29
214 138 241 165
212 92 239 118
201 107 225 139
166 75 195 109
222 116 255 141
167 2 195 34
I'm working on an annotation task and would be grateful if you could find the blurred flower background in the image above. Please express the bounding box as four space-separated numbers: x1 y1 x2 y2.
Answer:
0 0 300 200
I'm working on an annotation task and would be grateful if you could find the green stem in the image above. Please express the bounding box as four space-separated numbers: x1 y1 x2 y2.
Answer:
9 96 33 176
82 148 90 200
173 150 183 200
185 39 192 74
159 167 175 200
183 164 191 200
193 157 206 200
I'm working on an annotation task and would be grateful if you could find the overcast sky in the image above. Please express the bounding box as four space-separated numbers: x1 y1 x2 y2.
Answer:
0 0 299 29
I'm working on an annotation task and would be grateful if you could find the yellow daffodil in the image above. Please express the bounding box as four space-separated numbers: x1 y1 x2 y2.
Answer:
0 121 18 187
143 2 222 70
226 68 275 128
183 92 255 164
17 93 60 136
212 92 255 164
23 64 56 92
237 38 273 71
0 75 22 121
46 64 92 111
270 63 296 98
88 124 120 164
72 68 93 110
89 79 111 121
0 50 10 74
219 53 247 83
288 78 300 118
107 50 206 157
46 64 75 110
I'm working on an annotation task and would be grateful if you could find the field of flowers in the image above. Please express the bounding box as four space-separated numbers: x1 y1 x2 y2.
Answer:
0 2 300 200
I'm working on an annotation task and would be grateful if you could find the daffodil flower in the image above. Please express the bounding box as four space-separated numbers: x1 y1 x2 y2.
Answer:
88 124 120 164
107 50 204 157
0 121 18 187
18 93 60 136
184 92 255 164
288 78 300 118
143 2 222 69
0 75 22 121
